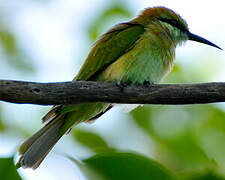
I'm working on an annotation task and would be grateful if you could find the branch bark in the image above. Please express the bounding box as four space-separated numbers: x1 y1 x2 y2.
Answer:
0 80 225 105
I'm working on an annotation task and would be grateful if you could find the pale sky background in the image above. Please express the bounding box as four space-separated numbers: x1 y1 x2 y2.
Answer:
0 0 224 179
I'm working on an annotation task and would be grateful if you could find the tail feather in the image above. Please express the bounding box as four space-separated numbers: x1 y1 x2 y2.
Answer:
17 115 65 169
42 105 61 124
17 103 111 169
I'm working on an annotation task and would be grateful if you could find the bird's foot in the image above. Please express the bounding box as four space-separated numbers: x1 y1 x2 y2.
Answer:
134 81 154 87
116 82 130 92
143 80 154 87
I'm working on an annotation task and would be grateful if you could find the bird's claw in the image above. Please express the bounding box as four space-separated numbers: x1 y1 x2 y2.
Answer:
143 80 154 87
116 82 130 92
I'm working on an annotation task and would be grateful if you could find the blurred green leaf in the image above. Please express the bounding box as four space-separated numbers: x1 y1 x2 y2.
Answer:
83 152 175 180
0 119 3 131
201 107 225 133
73 128 112 153
131 105 211 172
181 171 225 180
130 106 152 134
0 157 22 180
159 132 209 171
0 30 15 55
6 55 35 73
0 28 35 73
0 104 4 131
69 156 108 180
88 3 132 41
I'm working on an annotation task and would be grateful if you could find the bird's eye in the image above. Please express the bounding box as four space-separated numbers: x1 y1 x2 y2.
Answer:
158 17 179 27
158 17 186 32
169 19 179 27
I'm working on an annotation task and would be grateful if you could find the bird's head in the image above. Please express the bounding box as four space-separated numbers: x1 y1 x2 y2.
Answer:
135 7 221 49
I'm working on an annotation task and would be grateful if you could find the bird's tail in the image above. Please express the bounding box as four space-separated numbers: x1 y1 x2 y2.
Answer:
16 107 66 169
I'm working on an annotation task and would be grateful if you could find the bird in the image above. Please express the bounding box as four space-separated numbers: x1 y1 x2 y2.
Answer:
16 6 221 169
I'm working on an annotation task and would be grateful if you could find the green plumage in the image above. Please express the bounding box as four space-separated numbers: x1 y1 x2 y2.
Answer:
75 23 145 81
17 6 197 169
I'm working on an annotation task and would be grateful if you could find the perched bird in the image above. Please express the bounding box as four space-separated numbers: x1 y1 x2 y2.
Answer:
16 6 221 169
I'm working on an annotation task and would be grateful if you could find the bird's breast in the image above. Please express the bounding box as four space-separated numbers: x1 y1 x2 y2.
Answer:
97 31 175 84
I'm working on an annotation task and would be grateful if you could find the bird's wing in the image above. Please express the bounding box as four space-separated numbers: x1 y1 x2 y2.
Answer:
74 22 145 81
42 23 145 123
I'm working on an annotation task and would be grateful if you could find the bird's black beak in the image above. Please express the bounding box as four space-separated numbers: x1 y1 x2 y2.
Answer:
188 32 222 50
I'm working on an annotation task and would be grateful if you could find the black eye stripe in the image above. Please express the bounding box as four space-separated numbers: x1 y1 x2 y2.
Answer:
158 17 179 27
158 17 186 32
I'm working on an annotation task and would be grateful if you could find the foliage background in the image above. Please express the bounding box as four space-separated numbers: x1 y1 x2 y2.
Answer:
0 0 225 179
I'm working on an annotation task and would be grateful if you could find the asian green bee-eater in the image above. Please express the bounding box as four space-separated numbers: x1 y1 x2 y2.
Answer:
17 6 221 169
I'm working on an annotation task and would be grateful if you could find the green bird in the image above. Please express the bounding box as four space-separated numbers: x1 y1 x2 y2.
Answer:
17 6 221 169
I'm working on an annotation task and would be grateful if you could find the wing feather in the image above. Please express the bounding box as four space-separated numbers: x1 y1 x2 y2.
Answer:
43 23 145 123
74 22 145 81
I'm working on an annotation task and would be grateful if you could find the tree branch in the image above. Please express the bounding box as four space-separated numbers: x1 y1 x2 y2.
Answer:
0 80 225 105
